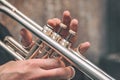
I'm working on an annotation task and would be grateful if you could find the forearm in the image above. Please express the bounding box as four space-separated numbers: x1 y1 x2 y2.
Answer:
0 71 22 80
0 61 21 80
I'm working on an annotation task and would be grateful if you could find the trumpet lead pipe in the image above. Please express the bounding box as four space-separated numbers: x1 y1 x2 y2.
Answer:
0 0 43 31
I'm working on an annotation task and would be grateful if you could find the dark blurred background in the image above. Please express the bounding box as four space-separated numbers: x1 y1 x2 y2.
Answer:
0 0 120 79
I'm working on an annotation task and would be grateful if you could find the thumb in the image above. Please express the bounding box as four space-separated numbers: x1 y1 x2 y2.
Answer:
20 28 33 47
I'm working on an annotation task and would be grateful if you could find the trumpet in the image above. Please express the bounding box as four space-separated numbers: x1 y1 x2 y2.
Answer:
0 0 115 80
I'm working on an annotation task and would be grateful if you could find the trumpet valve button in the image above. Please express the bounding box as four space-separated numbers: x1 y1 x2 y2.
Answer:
69 30 76 36
59 23 67 29
66 30 76 41
57 23 67 33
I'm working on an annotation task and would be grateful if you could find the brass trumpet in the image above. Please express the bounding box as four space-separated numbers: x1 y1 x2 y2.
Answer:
0 0 115 80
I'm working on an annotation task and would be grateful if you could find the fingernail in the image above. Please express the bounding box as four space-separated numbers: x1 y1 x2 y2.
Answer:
69 66 75 79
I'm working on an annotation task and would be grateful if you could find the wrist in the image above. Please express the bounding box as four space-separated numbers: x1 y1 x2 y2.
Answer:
0 65 5 80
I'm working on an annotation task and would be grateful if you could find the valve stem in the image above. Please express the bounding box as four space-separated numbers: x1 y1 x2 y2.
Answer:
57 23 67 34
66 30 76 41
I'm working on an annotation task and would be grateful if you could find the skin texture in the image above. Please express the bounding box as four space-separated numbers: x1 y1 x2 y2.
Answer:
0 11 90 80
0 59 74 80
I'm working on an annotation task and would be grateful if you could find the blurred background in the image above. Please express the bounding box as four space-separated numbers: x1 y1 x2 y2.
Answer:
0 0 120 79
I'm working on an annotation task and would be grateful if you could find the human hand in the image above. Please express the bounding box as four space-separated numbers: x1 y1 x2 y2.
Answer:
47 10 90 54
20 10 90 54
0 59 75 80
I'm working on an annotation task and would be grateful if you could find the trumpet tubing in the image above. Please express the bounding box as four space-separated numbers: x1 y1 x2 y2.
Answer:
0 0 115 80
